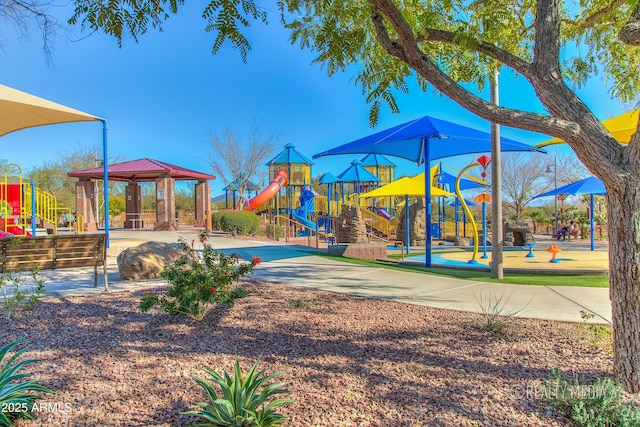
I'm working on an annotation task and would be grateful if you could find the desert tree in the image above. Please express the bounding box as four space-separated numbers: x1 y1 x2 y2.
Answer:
500 153 550 219
1 0 71 61
16 0 640 393
207 121 281 207
27 144 124 211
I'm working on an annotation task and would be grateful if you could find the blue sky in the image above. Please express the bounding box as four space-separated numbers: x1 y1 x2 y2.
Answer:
0 3 629 195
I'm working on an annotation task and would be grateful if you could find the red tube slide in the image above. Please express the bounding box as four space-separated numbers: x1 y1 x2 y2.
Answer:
243 170 289 211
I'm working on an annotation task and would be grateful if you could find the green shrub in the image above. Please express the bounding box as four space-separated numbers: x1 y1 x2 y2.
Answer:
0 239 47 321
579 311 612 348
544 369 640 426
184 358 292 427
0 337 52 426
139 233 260 321
266 224 284 239
211 212 225 231
220 211 260 236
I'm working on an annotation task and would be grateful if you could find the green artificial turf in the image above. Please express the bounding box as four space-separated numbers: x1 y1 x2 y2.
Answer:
308 252 609 288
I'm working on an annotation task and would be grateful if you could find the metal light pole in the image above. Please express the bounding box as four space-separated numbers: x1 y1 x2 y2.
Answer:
546 155 558 236
553 155 558 236
490 67 504 279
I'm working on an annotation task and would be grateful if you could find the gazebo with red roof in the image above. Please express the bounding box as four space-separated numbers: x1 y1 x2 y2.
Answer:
68 158 216 231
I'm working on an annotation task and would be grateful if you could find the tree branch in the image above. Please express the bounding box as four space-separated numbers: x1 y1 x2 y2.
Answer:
369 0 627 179
618 1 640 45
369 0 575 140
583 0 627 28
415 28 531 76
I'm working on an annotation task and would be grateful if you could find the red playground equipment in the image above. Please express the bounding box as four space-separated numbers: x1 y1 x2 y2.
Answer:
243 170 289 211
0 181 29 235
0 164 65 236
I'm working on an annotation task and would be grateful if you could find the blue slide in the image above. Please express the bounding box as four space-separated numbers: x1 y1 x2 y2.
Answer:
291 187 316 236
291 211 316 234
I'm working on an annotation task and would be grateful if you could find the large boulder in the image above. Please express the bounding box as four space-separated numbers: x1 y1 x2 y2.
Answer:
117 241 183 280
504 221 535 247
453 236 471 246
396 198 426 246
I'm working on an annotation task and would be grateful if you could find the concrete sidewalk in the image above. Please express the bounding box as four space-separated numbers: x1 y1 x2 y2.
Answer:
37 229 612 324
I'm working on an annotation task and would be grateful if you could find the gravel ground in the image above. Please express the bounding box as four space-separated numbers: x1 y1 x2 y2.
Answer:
0 278 621 426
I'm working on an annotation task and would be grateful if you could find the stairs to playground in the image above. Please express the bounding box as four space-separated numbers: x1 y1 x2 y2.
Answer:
359 207 398 238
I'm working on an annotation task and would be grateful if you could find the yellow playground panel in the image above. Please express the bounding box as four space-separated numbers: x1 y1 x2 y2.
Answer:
0 164 78 236
265 144 314 215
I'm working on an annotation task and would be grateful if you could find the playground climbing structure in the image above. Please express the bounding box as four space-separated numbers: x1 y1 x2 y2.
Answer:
0 164 73 236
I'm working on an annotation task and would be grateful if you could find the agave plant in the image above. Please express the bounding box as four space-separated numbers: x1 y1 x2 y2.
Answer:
0 337 51 426
184 359 293 427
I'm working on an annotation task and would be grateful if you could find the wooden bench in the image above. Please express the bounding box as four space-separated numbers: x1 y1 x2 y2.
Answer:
0 234 108 291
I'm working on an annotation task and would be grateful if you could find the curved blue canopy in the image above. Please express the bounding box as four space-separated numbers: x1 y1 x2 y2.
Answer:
318 172 338 184
448 199 477 207
314 115 541 267
533 176 606 251
439 170 488 191
533 176 605 198
314 115 541 163
336 160 380 183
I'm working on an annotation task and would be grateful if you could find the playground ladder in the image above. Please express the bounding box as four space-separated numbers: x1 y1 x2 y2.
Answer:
22 185 60 234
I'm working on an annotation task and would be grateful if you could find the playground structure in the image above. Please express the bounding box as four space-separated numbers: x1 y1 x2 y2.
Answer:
243 170 289 212
0 164 78 236
237 143 486 247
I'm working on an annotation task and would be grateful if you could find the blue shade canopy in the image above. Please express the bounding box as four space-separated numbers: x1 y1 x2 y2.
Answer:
313 115 541 163
314 115 540 268
360 153 397 167
318 172 338 184
439 170 488 191
448 199 478 207
267 143 315 165
336 160 381 183
533 176 606 251
533 176 606 198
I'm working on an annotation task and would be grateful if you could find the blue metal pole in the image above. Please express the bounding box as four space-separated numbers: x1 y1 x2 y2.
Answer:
463 208 467 238
405 194 410 255
590 194 595 251
102 120 109 248
437 162 442 239
31 181 36 237
481 201 488 259
327 183 332 234
455 199 459 236
424 138 432 268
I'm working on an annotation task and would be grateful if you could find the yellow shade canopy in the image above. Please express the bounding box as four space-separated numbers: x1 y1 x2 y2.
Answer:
536 109 639 149
0 84 102 137
360 175 454 198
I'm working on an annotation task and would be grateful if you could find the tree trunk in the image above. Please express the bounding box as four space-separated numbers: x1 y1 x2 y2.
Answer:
608 183 640 393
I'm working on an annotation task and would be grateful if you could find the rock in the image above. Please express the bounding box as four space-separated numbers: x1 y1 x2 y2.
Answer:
328 243 387 260
117 241 183 280
396 198 426 246
336 205 369 243
504 221 535 246
453 236 470 246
